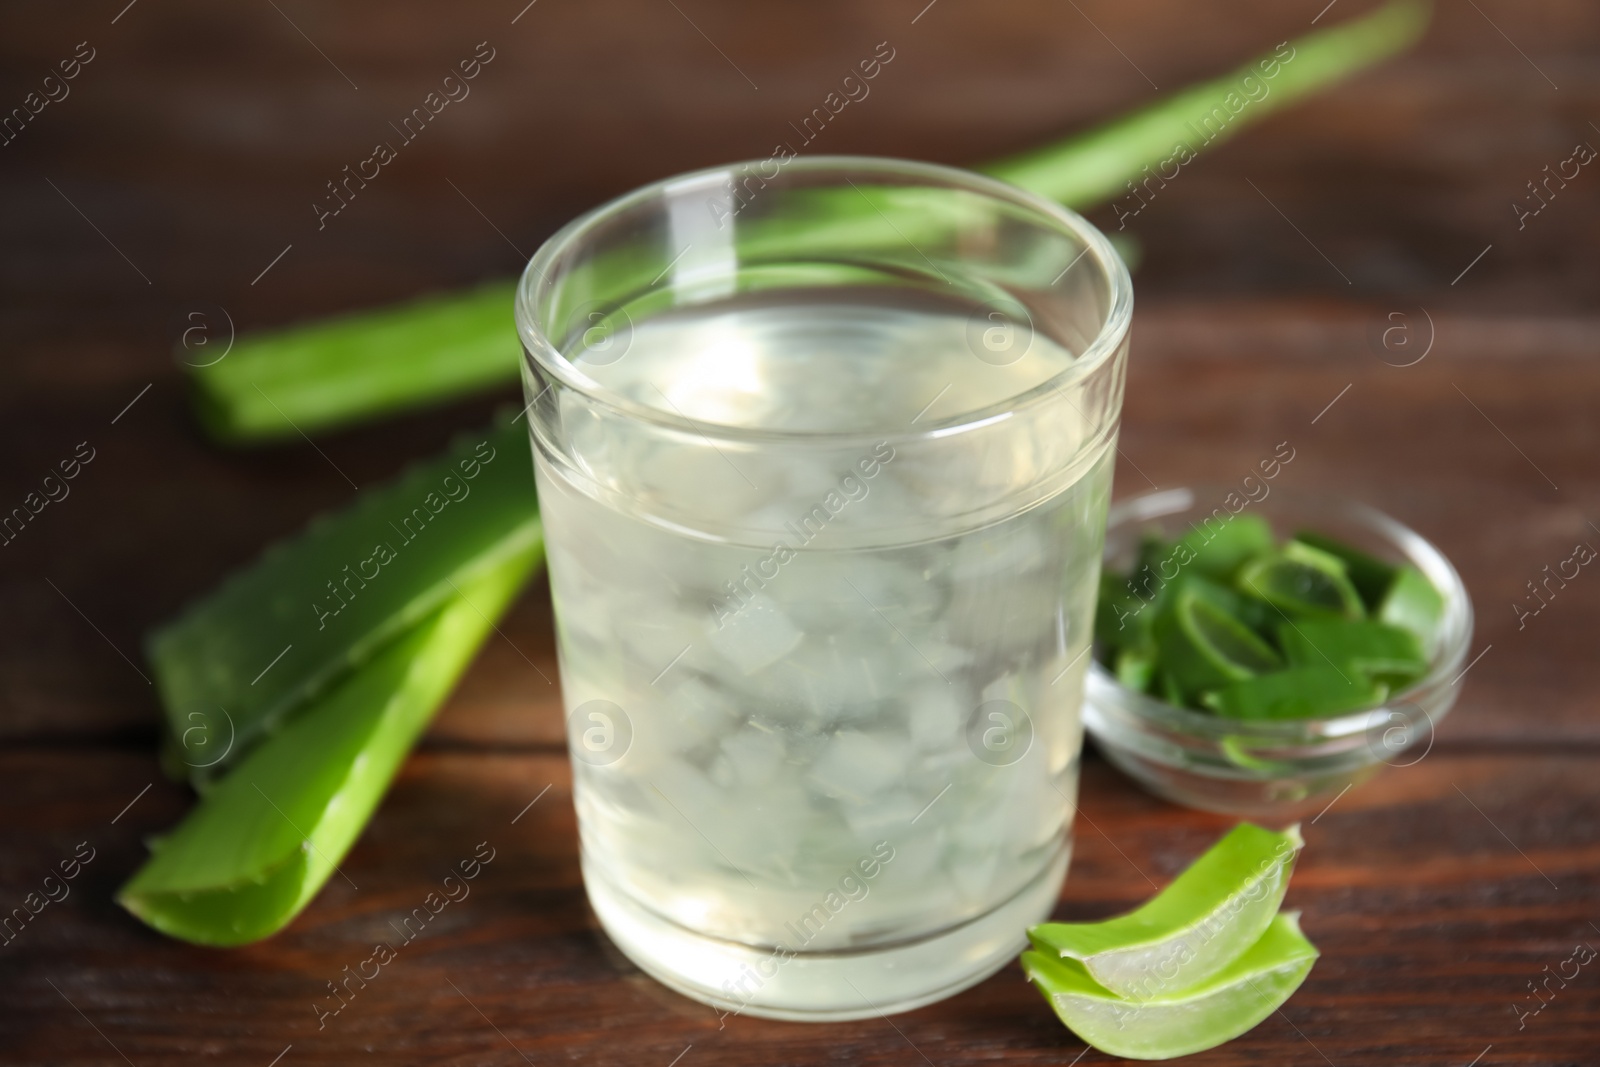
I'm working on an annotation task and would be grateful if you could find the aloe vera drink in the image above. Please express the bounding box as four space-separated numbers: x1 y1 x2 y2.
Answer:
518 158 1131 1019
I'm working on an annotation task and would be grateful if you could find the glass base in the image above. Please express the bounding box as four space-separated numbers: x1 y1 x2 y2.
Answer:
584 843 1070 1022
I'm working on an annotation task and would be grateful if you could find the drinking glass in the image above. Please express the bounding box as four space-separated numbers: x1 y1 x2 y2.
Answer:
515 156 1132 1020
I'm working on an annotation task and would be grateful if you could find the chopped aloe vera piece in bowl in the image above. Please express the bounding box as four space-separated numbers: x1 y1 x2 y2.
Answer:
1236 544 1365 621
1377 563 1446 643
1135 531 1173 576
1095 569 1155 654
1030 822 1303 998
1180 573 1277 641
120 543 541 946
1153 586 1283 698
1175 513 1274 581
1156 669 1185 707
1218 734 1302 776
1115 647 1156 692
1023 911 1319 1061
1291 530 1395 608
1278 618 1428 688
1202 667 1388 720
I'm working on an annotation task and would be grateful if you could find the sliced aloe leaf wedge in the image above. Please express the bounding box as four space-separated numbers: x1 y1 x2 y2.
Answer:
1023 911 1319 1061
1030 825 1305 1004
150 414 541 786
119 542 541 946
1030 822 1303 999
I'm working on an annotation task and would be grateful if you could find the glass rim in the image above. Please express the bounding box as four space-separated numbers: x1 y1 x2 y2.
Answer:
1085 485 1475 745
514 154 1134 447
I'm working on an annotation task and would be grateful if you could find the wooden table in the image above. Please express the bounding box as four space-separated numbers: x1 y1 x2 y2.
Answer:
3 1 1596 1063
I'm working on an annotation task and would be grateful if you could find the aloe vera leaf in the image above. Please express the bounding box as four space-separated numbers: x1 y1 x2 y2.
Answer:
1022 912 1319 1061
150 414 540 785
190 281 518 442
118 543 540 946
190 0 1429 443
1030 822 1303 999
984 0 1431 206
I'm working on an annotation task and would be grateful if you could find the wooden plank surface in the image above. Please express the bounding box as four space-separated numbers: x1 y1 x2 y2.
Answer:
3 752 1597 1066
1 0 1598 1063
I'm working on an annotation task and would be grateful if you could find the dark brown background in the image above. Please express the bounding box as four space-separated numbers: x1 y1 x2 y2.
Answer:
2 1 1597 1064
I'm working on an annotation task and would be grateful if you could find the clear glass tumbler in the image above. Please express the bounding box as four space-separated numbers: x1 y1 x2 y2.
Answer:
515 156 1132 1020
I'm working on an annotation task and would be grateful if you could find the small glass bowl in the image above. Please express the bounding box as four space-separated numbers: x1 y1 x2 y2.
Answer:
1082 486 1474 819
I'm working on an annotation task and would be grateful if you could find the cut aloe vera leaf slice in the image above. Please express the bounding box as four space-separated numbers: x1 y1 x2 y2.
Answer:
1202 666 1387 720
1137 532 1172 568
1030 822 1303 999
1096 566 1160 655
1218 734 1301 776
1278 618 1428 688
1115 646 1157 692
1235 544 1364 621
1157 669 1185 707
1176 514 1274 582
119 543 540 946
1153 585 1283 700
149 414 542 786
1291 531 1395 609
1376 564 1445 644
1023 911 1319 1061
190 281 519 442
1181 573 1277 641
